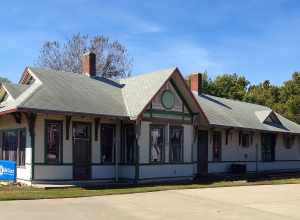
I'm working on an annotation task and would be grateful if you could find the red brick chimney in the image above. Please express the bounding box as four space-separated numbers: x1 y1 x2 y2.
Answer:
187 73 202 95
82 52 96 77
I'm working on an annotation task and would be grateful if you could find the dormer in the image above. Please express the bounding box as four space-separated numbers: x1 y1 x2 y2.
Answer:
255 110 283 127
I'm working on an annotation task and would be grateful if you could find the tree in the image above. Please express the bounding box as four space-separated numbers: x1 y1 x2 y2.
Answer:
277 72 300 123
36 33 132 79
203 73 250 100
0 77 11 84
202 71 300 124
243 81 280 108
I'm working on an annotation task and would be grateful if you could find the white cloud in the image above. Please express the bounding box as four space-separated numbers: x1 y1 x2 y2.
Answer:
115 13 165 34
130 40 220 76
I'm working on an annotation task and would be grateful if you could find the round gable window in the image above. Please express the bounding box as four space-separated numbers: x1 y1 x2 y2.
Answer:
161 90 175 109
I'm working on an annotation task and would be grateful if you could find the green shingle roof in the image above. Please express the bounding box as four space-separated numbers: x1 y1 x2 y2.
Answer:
2 83 30 99
119 68 176 119
0 67 177 119
21 67 129 117
1 66 300 134
195 93 300 134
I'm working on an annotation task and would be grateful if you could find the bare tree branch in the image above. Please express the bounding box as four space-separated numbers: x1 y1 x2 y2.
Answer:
36 33 132 79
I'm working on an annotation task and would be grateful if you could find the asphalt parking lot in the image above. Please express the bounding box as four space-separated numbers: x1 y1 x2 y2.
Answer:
1 184 300 220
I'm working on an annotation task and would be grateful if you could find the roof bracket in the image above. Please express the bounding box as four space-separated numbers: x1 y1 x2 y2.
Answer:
12 112 22 124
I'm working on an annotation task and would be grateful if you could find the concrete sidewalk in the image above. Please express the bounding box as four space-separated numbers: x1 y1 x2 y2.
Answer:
1 184 300 219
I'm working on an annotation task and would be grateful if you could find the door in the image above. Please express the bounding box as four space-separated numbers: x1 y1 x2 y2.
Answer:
261 133 276 162
73 122 91 180
198 130 208 176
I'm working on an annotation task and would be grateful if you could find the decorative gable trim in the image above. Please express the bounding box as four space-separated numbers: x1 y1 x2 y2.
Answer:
137 68 209 124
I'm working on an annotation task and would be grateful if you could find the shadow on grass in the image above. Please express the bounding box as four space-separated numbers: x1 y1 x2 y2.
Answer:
79 171 300 191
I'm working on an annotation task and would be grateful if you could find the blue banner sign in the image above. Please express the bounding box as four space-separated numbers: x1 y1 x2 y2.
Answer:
0 160 16 181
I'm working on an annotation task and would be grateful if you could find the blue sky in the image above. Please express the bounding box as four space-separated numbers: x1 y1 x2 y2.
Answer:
0 0 300 84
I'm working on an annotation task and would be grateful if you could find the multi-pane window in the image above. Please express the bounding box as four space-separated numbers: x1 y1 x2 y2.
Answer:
241 133 251 147
150 125 164 163
101 124 115 163
0 128 26 166
283 135 295 149
121 125 135 164
212 131 222 161
45 121 63 164
169 126 183 162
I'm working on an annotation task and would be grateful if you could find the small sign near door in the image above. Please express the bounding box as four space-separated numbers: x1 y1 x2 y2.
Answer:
0 160 16 181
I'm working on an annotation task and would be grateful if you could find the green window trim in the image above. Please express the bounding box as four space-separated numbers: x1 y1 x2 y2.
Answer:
161 90 175 110
101 124 116 164
0 128 27 167
44 120 63 165
169 126 184 163
149 124 165 164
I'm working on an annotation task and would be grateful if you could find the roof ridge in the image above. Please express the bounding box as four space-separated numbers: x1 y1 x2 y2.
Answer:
120 67 177 83
202 93 271 109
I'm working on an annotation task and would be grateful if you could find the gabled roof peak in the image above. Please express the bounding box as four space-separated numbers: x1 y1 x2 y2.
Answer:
255 110 273 123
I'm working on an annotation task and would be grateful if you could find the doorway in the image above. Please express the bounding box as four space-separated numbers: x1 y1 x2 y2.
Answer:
198 130 208 176
261 133 276 162
73 122 91 180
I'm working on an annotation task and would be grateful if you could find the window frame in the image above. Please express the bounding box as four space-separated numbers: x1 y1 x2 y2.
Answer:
149 124 165 164
0 128 26 167
212 131 222 162
161 89 175 110
169 125 184 163
100 124 116 164
283 134 295 149
121 124 136 164
45 120 63 164
241 133 251 148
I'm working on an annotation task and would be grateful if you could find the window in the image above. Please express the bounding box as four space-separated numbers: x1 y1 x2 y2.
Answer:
284 134 295 149
212 131 222 161
101 124 115 163
0 128 26 166
150 125 164 163
240 133 251 147
169 126 183 162
45 121 63 164
121 125 135 164
161 90 175 109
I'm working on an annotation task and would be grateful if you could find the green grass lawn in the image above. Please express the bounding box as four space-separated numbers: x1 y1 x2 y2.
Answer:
1 176 300 201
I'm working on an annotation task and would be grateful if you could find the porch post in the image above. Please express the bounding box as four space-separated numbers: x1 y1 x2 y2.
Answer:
65 115 72 140
25 112 37 181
